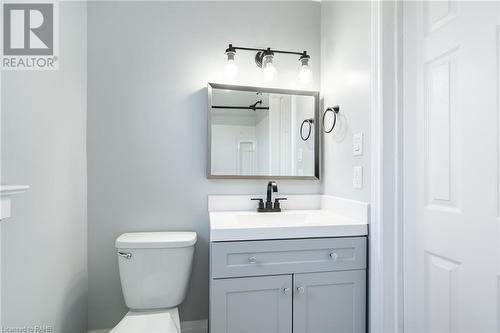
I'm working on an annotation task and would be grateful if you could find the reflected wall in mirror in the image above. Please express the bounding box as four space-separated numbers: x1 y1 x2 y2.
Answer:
207 83 320 179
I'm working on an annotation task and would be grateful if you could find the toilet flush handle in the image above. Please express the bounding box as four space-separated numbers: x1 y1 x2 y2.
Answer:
117 252 132 259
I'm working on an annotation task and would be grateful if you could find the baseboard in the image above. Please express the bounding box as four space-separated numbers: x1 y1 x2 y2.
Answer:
87 319 208 333
181 319 208 333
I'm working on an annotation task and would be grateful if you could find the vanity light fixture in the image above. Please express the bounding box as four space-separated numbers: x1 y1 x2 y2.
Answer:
224 44 311 83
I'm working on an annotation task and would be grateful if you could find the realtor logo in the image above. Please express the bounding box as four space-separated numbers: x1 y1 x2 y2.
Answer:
1 2 59 70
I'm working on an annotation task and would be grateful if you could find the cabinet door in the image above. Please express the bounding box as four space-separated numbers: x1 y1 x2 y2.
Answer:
293 270 366 333
210 275 293 333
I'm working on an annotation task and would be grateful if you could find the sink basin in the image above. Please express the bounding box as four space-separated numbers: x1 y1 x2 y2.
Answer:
209 209 367 241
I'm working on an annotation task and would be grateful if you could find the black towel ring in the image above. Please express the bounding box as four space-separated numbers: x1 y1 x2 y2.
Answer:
300 119 314 141
322 105 340 133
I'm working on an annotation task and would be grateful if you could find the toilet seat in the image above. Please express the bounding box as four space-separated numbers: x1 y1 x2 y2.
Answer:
110 307 180 333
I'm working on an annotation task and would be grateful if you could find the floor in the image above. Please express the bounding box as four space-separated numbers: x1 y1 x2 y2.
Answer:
87 319 208 333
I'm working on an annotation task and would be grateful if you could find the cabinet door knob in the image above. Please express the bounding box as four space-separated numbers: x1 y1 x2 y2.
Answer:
296 286 305 295
329 252 338 261
248 256 257 264
282 287 291 295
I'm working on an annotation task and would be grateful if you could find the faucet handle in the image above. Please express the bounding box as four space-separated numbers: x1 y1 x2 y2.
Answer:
273 197 287 210
251 198 265 210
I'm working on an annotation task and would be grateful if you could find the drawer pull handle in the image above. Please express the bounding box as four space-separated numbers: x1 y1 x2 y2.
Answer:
296 286 305 295
329 252 338 261
248 256 257 264
282 288 291 295
117 252 132 259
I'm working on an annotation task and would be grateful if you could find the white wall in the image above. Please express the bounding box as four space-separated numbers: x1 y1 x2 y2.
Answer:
321 1 372 201
212 124 256 174
1 2 88 332
87 1 321 330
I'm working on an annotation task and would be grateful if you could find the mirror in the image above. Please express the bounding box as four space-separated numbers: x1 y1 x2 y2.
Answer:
207 83 320 179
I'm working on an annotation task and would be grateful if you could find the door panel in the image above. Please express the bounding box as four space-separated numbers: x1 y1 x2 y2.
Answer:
293 271 366 333
403 1 499 332
210 275 292 333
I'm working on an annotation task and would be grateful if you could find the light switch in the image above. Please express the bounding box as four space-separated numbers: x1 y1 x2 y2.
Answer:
353 166 363 189
353 132 363 156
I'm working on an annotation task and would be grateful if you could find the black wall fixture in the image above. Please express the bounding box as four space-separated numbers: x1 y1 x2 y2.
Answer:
322 105 340 133
300 119 314 141
224 44 312 83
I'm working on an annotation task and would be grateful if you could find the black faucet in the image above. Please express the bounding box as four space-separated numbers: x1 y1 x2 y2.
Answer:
266 181 278 209
251 181 287 212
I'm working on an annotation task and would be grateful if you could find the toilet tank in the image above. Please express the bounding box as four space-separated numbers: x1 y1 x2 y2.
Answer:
115 232 197 310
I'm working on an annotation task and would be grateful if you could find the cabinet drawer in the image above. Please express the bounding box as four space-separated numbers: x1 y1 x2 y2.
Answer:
211 237 366 278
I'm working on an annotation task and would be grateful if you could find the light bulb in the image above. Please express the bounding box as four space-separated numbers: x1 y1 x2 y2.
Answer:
298 53 311 84
225 45 237 79
299 65 311 83
262 53 276 82
263 63 276 82
225 58 238 79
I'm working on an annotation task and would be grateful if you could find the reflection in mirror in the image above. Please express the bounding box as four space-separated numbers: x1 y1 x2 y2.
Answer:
208 83 319 179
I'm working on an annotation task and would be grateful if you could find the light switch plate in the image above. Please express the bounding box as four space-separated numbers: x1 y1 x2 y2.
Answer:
353 132 363 156
353 166 363 189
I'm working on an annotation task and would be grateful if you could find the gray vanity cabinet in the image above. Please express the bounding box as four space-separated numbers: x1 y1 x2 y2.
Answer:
210 275 293 333
210 237 367 333
293 271 366 333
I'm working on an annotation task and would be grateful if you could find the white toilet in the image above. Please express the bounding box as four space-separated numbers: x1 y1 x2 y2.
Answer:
111 231 197 333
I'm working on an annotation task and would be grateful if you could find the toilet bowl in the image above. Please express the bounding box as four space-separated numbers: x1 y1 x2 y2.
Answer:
110 232 197 333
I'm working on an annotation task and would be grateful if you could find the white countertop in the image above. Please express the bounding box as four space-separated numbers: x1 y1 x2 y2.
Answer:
210 209 367 241
208 195 369 242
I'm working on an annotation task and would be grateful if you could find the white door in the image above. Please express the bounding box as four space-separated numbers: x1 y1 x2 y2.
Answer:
403 1 499 332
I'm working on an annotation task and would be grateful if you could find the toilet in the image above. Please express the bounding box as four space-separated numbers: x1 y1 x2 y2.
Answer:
111 231 197 333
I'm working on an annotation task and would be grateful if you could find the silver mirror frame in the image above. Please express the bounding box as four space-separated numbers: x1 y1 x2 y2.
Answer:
207 82 320 180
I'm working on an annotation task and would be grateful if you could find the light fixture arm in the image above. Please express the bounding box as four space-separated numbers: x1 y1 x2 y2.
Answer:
227 44 307 57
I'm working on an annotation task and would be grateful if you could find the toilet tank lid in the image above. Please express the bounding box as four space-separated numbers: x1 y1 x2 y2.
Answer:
115 232 197 249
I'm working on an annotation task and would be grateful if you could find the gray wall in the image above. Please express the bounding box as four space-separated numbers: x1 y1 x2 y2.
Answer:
321 1 372 201
1 2 88 332
87 1 321 330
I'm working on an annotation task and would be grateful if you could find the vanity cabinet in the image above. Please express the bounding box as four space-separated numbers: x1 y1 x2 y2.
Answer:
209 237 367 333
211 275 293 333
293 271 366 333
